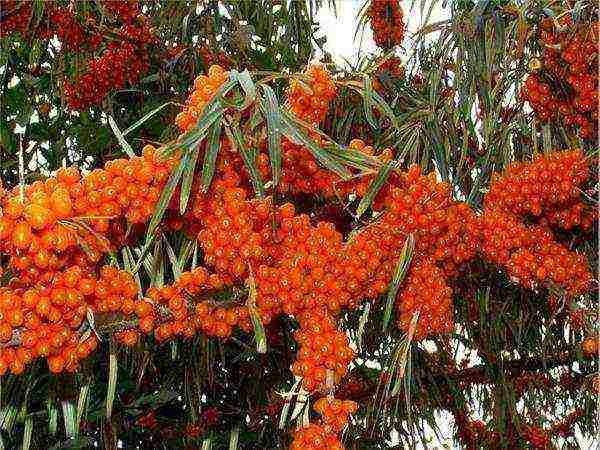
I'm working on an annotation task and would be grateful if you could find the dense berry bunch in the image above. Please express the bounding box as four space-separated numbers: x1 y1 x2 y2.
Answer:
0 146 177 285
484 150 589 218
0 1 32 38
64 18 154 109
291 310 355 392
104 0 140 24
313 397 358 432
521 20 598 139
286 64 337 125
396 259 453 340
49 6 87 50
481 150 594 296
521 425 550 449
367 0 405 49
175 65 229 132
0 265 141 374
289 423 344 450
289 397 356 450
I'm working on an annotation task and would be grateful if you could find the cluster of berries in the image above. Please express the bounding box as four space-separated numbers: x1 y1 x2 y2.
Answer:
64 15 154 110
521 425 550 449
0 1 33 38
0 146 177 286
175 65 229 132
49 6 88 50
104 0 140 24
367 0 405 49
521 19 598 139
291 310 355 392
286 64 337 125
0 264 142 374
481 150 593 296
484 150 591 225
582 336 598 356
290 397 356 450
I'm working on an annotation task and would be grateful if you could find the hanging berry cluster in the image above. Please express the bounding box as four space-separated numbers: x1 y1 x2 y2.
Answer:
521 19 599 139
0 1 33 38
290 397 357 450
481 150 593 297
63 13 154 110
367 0 405 49
286 64 337 125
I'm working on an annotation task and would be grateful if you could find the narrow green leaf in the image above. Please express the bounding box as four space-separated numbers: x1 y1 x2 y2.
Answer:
179 144 202 215
108 115 135 158
225 124 265 197
130 234 156 275
123 102 175 136
234 69 257 110
163 236 181 279
246 273 267 353
75 382 90 437
278 378 301 429
202 438 212 450
178 108 223 150
21 415 32 450
0 405 17 433
201 121 223 192
356 302 371 352
383 234 416 331
260 85 282 186
279 111 351 180
146 151 190 238
47 400 58 436
61 401 75 438
362 74 378 128
356 160 396 219
105 346 118 419
229 426 240 450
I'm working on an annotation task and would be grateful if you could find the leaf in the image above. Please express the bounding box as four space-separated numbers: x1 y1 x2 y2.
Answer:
279 111 351 180
201 121 223 192
47 400 58 436
61 401 76 438
246 272 267 353
21 415 32 450
179 143 202 215
130 234 156 275
356 302 371 352
225 124 265 197
362 74 378 129
278 378 301 429
75 382 90 437
229 427 240 450
260 85 282 186
355 159 396 219
146 151 190 238
108 115 135 158
233 69 257 110
123 102 175 136
105 345 118 419
383 234 415 331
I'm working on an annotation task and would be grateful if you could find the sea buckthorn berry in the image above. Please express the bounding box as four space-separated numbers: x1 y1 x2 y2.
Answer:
368 0 405 49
